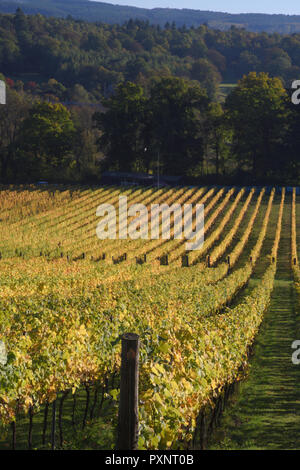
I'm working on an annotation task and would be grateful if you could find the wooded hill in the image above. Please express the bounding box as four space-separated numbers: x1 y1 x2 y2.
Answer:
2 9 300 98
1 10 300 185
1 0 300 34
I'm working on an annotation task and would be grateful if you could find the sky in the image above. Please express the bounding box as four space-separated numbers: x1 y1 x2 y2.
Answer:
91 1 300 15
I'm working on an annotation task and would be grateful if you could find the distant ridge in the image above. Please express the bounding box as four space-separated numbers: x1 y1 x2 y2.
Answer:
1 0 300 33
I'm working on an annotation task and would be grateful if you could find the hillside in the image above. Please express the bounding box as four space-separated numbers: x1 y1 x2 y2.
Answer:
1 0 300 33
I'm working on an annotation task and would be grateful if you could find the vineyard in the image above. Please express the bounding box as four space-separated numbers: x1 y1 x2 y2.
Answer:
0 184 300 450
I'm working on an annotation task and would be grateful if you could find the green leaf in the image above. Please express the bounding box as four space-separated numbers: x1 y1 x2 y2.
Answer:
7 351 16 365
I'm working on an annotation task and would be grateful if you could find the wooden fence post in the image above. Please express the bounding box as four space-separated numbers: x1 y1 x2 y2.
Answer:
160 255 168 266
181 255 189 267
116 333 139 450
227 256 231 275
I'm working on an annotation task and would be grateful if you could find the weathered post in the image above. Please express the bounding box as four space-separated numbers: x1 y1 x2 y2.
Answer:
116 333 140 450
160 254 168 266
227 255 231 275
181 254 189 267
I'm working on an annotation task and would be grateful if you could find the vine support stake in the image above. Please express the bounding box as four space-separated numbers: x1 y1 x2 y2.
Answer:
227 255 231 275
160 254 168 266
28 406 33 450
181 254 189 267
116 333 140 450
11 421 16 450
42 402 49 445
51 399 57 450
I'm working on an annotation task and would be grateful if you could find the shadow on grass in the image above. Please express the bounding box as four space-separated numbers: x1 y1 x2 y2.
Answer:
0 386 117 450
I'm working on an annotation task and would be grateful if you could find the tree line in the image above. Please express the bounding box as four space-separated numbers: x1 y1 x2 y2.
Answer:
1 70 300 185
2 1 300 34
3 9 300 101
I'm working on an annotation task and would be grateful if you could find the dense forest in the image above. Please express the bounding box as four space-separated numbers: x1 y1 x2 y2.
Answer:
1 9 300 185
3 10 300 95
2 0 300 34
